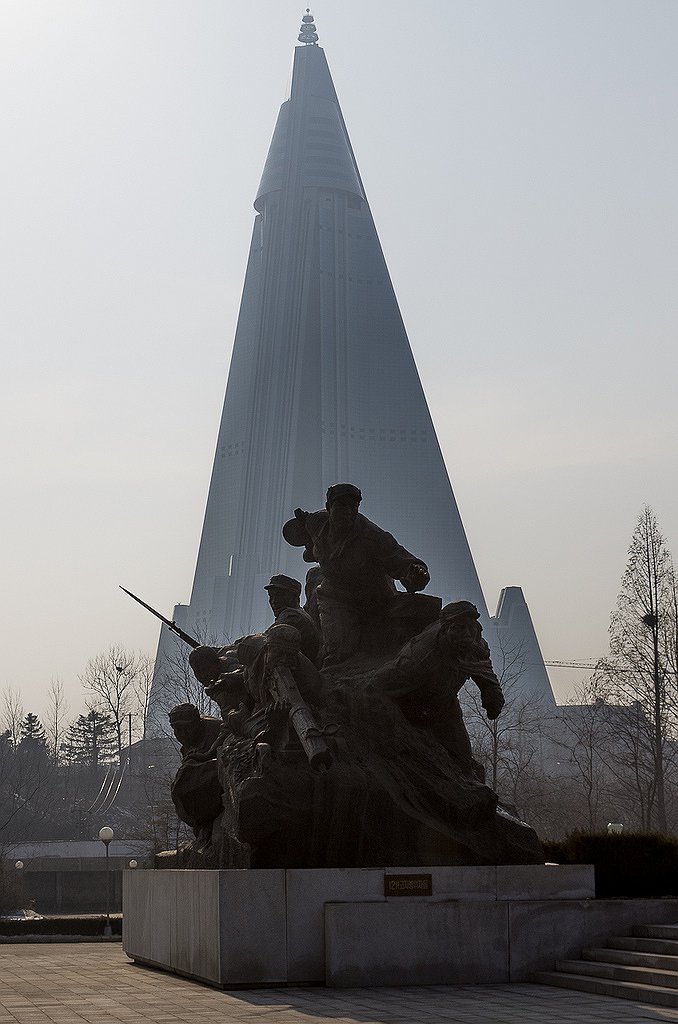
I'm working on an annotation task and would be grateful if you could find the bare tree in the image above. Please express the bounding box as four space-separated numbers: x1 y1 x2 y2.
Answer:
464 636 546 810
138 763 190 854
0 685 24 747
80 646 153 760
547 678 616 832
146 633 219 740
132 654 154 740
595 506 678 832
45 677 69 768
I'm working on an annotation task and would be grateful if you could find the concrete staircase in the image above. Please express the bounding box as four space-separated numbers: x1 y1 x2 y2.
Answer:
534 924 678 1007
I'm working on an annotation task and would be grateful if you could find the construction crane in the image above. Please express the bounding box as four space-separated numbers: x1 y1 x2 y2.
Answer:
544 660 638 674
545 660 599 670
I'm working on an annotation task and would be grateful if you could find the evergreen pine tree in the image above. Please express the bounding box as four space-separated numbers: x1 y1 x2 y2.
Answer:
19 713 48 752
62 711 117 767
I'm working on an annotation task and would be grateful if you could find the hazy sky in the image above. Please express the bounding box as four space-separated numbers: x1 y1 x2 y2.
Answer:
1 1 677 724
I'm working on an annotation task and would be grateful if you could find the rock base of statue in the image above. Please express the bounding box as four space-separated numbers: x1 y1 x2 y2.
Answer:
203 661 543 868
124 865 678 988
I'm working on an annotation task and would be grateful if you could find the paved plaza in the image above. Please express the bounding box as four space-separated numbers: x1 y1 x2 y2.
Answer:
0 944 677 1024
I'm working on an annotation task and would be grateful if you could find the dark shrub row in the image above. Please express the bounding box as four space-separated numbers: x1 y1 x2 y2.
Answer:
0 915 122 936
544 832 678 898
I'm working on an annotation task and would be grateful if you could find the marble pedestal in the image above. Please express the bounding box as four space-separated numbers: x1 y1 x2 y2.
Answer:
121 864 646 987
122 865 678 988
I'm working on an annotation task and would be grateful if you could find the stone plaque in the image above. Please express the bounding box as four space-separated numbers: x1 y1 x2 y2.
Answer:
384 873 433 897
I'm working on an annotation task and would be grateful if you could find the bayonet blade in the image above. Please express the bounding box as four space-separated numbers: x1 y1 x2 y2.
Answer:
119 586 201 648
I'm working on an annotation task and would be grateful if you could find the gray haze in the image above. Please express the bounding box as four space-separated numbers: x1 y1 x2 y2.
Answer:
1 1 677 721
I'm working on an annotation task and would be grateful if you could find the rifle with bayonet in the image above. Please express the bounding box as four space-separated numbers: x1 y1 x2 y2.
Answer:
119 586 201 649
120 585 334 771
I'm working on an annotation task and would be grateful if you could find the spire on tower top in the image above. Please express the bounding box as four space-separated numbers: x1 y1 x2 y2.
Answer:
298 9 319 45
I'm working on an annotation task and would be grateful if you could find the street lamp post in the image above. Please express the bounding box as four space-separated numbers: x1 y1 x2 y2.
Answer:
14 860 24 912
98 825 114 936
115 664 134 795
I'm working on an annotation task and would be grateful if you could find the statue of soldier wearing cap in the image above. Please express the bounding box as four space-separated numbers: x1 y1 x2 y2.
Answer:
189 573 319 697
168 704 225 835
283 484 431 666
264 574 320 665
369 601 505 780
169 703 223 757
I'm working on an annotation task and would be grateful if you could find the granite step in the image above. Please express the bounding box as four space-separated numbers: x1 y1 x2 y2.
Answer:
533 970 678 1007
583 945 678 971
607 934 678 955
634 924 678 940
556 958 678 989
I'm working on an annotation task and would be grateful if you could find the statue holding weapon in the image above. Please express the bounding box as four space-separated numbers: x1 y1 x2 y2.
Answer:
120 585 333 772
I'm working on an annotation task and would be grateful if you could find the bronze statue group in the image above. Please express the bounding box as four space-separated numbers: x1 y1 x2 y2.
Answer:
167 485 543 868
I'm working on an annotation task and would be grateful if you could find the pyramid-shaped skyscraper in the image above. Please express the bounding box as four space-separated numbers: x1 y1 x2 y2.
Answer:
149 15 554 722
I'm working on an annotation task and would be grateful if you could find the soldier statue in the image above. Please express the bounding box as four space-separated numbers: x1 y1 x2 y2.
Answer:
283 483 430 666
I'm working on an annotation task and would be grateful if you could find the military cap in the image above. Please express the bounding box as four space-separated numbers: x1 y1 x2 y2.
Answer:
168 703 200 725
326 483 362 506
264 574 302 598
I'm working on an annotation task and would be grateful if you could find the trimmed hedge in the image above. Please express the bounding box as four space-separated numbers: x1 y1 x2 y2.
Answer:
0 915 122 937
544 831 678 898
